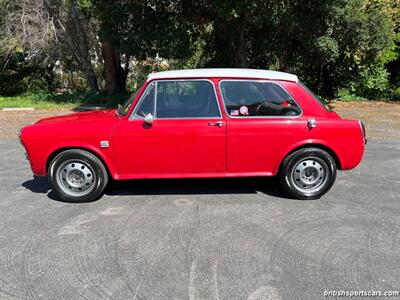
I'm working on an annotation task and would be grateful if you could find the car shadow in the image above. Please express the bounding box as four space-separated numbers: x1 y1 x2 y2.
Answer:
22 176 50 193
105 177 291 199
22 176 293 201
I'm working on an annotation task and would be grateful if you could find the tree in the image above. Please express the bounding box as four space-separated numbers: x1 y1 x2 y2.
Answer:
58 0 100 91
89 0 197 94
2 0 100 92
186 0 396 97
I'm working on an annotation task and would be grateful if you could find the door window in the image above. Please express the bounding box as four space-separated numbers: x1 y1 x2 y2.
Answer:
156 81 220 118
219 81 301 117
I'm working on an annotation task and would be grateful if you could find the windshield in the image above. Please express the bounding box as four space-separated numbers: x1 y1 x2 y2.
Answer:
118 81 145 116
300 82 332 112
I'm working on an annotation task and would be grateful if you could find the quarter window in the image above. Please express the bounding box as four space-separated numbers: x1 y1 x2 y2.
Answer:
134 82 155 118
220 81 301 117
156 81 220 118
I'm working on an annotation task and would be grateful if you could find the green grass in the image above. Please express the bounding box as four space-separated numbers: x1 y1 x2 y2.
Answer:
0 91 131 109
336 88 400 102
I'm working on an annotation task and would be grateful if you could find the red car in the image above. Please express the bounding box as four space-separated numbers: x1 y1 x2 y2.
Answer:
20 69 366 202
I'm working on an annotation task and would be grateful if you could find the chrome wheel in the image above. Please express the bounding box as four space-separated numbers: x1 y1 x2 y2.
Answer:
291 158 328 193
56 160 96 196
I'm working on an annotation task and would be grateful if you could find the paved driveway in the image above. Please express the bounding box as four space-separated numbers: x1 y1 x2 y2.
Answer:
0 140 399 299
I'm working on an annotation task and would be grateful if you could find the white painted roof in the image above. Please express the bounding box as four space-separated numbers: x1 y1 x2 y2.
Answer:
147 68 298 82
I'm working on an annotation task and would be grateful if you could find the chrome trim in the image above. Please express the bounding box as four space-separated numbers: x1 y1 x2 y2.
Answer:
218 79 303 119
100 140 109 148
208 121 224 127
307 118 316 129
130 79 222 121
154 81 158 118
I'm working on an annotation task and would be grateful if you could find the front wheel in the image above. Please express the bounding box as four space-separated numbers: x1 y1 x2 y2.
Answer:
48 149 108 202
279 147 337 200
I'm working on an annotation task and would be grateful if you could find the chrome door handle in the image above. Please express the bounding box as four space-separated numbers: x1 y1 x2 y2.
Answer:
208 121 224 127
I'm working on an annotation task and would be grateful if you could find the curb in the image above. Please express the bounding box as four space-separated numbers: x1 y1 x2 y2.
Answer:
2 107 35 111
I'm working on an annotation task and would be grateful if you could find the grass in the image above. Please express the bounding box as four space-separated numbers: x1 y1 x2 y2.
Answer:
0 91 131 109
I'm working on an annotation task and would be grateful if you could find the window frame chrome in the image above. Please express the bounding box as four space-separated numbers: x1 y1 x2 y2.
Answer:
129 79 222 120
218 79 303 119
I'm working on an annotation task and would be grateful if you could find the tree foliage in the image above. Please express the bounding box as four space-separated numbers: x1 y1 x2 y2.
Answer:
0 0 398 99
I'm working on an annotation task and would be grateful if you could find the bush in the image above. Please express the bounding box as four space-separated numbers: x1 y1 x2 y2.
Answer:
337 89 367 101
391 87 400 100
352 64 391 99
0 72 28 96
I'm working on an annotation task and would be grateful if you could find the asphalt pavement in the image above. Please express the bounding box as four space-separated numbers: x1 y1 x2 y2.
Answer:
0 139 399 300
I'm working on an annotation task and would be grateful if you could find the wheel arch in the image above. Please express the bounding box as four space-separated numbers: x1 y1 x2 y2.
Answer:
46 146 115 179
277 143 342 173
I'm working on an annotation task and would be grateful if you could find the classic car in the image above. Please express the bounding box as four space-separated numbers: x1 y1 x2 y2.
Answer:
20 69 366 202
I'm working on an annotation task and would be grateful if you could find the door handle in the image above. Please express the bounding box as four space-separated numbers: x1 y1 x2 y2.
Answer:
208 121 224 127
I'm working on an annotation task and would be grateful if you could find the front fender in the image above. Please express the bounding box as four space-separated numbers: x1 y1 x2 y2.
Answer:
28 140 118 179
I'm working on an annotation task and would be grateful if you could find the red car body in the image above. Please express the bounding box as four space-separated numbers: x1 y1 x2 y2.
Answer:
20 70 366 184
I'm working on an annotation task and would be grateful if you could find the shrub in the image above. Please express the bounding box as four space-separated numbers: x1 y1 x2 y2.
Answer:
391 87 400 100
337 89 367 101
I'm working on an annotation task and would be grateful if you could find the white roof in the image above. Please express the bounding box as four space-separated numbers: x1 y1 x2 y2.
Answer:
147 68 298 82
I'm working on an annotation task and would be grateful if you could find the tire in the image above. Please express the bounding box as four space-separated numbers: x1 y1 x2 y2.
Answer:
48 149 108 202
278 147 337 200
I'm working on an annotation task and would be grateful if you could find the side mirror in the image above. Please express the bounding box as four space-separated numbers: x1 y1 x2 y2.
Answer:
144 113 154 125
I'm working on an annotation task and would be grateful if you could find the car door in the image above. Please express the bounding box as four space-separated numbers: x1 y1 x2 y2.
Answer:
218 79 309 175
112 79 226 178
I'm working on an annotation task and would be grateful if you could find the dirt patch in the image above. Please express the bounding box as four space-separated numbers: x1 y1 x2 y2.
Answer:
0 101 399 140
0 109 72 139
330 101 400 140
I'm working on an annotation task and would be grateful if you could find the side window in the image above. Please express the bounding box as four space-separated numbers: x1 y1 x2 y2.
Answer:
134 82 155 118
220 81 301 117
156 81 220 118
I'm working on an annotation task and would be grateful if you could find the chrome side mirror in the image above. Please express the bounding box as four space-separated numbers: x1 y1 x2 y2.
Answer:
144 113 154 125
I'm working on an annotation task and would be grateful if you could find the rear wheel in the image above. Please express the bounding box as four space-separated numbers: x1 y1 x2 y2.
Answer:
279 147 337 200
49 149 108 202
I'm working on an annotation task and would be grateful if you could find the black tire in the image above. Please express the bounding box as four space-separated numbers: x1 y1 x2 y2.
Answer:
278 147 337 200
48 149 108 202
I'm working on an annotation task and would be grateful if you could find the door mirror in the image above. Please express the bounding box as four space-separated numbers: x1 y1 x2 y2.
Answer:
144 113 154 125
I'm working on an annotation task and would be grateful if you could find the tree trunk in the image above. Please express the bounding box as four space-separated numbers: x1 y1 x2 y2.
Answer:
235 13 249 68
69 1 100 92
102 41 119 95
45 64 56 93
45 76 55 93
86 73 99 92
101 41 128 95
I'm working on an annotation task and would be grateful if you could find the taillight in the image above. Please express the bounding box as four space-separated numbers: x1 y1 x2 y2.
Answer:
359 120 367 144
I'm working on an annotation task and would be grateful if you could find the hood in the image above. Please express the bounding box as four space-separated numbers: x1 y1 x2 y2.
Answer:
35 109 117 125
